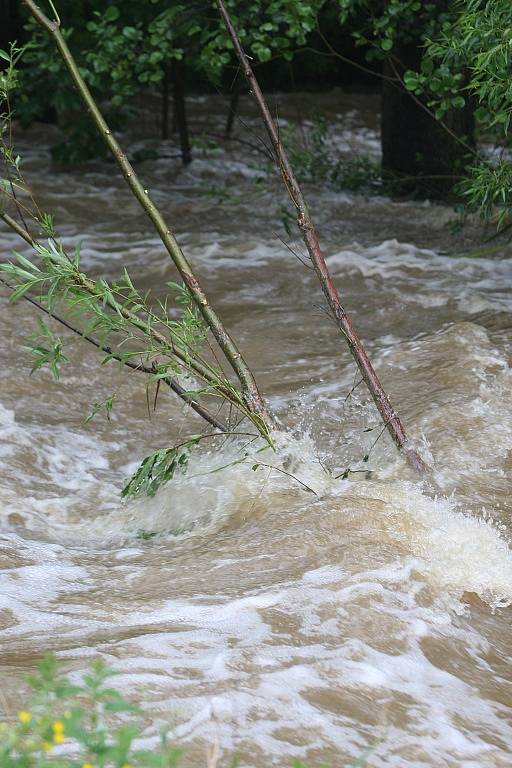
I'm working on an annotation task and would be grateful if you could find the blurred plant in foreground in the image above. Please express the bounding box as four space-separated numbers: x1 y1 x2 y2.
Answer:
1 656 377 768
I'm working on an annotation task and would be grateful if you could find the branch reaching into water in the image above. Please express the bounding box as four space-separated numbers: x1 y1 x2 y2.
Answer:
217 0 428 476
0 213 240 433
21 0 272 427
0 274 227 433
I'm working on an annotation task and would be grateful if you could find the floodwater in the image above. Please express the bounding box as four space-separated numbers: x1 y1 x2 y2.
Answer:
1 91 512 766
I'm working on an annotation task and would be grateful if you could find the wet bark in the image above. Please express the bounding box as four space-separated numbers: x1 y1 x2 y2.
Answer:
172 60 192 165
217 0 428 475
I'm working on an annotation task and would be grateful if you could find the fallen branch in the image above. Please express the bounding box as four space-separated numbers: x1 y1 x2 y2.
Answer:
217 0 427 475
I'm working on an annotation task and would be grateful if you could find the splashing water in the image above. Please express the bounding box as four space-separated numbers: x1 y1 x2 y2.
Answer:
1 92 512 766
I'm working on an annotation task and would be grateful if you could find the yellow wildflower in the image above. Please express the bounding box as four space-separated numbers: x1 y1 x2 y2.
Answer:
18 711 32 724
52 720 64 734
43 741 53 752
82 763 94 768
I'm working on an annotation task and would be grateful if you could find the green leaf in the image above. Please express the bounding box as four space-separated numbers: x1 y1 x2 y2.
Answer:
122 436 200 498
104 6 120 22
84 395 115 424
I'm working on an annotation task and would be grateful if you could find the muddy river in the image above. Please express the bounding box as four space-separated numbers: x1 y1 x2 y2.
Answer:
1 91 512 766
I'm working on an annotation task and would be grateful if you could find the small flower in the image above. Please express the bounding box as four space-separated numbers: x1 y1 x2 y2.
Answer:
52 720 65 743
18 711 32 724
43 740 53 752
82 763 94 768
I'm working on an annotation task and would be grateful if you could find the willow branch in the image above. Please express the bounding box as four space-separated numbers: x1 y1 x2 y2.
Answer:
0 212 243 406
0 274 227 432
21 0 272 424
217 0 427 475
0 211 234 430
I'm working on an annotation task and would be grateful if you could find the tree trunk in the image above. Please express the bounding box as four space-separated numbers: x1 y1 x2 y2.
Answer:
225 85 240 137
381 44 474 198
172 60 191 165
161 64 170 140
0 0 19 52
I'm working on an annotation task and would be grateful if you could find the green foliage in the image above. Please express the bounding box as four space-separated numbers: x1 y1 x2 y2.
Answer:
121 436 201 498
402 62 466 121
401 0 512 228
0 655 183 768
334 0 448 57
10 0 324 161
83 5 185 105
0 43 24 102
277 117 380 192
459 161 512 232
331 155 380 193
417 0 512 130
14 19 125 162
24 318 68 380
280 117 331 184
1 241 201 378
84 395 116 424
0 236 263 433
197 0 322 74
0 232 272 493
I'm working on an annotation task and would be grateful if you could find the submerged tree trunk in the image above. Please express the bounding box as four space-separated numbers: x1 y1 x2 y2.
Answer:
381 39 474 198
172 60 192 165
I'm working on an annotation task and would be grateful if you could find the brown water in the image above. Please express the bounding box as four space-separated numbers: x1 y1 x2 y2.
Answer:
1 91 512 766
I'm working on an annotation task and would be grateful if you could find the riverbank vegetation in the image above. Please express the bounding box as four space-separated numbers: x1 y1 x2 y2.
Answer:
3 1 509 202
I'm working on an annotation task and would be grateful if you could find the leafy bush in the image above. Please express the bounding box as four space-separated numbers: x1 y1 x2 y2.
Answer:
278 117 380 192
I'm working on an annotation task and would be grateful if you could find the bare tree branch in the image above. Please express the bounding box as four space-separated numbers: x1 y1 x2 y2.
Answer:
217 0 427 474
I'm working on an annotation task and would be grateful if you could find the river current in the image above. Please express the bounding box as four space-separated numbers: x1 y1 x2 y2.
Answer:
1 91 512 766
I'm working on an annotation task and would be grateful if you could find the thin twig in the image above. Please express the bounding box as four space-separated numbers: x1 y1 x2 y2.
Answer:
272 231 313 271
252 461 318 496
